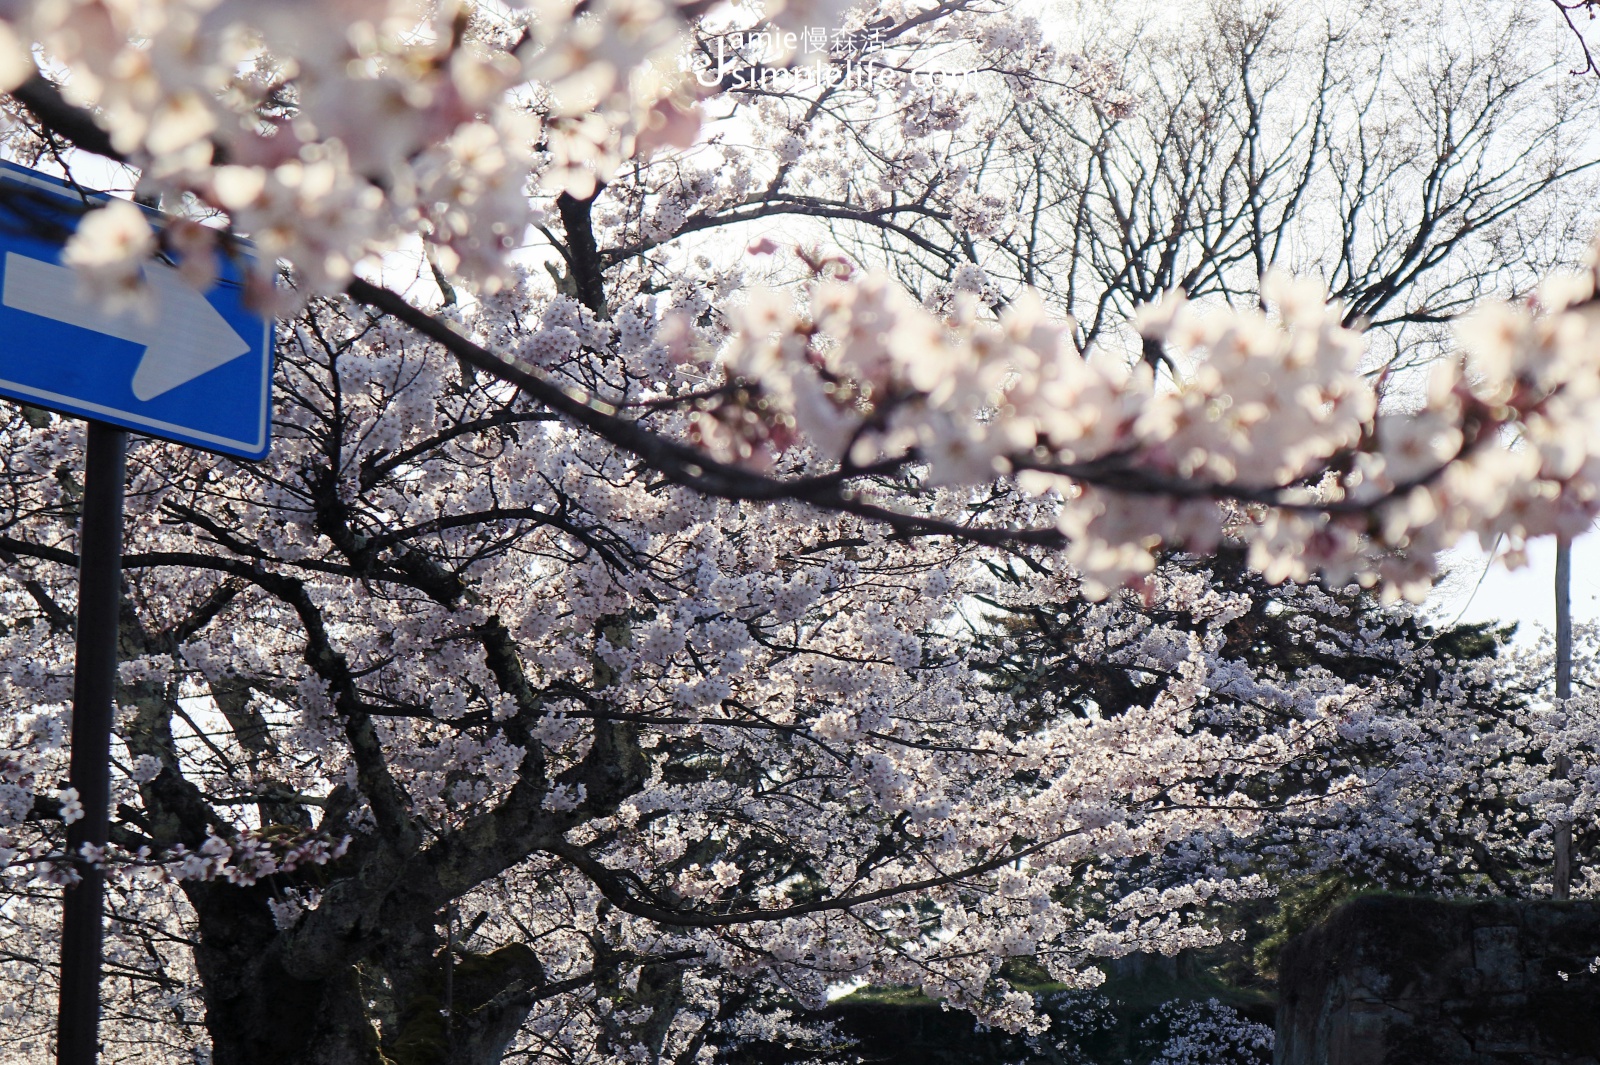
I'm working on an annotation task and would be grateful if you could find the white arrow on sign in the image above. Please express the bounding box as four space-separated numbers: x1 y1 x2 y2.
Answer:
1 251 249 401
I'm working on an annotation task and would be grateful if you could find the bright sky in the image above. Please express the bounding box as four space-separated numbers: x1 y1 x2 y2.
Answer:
1429 528 1600 640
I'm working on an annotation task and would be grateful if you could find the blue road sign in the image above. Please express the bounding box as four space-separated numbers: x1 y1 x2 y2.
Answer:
0 161 272 460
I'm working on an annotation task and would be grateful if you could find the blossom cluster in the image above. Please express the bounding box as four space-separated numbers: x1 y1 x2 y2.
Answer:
1 0 1132 323
710 261 1600 600
1 819 350 891
0 0 715 303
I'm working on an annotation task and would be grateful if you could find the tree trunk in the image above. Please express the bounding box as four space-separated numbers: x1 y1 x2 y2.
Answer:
188 883 385 1065
188 879 546 1065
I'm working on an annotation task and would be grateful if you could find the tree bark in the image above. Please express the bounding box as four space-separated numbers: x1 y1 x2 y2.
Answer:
190 876 548 1065
556 191 608 318
189 882 385 1065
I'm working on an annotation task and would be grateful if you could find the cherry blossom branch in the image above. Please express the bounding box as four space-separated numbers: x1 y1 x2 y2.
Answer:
603 197 959 267
10 72 123 163
345 277 1071 548
541 830 1086 929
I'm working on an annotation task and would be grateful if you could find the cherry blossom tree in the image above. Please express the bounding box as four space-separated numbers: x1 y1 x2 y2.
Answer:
2 2 1600 1064
977 549 1600 899
0 320 1589 1061
0 290 1321 1064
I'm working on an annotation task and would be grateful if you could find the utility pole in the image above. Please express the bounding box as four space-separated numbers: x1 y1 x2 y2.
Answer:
1554 533 1573 902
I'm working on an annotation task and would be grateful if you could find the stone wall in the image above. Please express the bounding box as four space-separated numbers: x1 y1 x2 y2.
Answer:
1276 895 1600 1064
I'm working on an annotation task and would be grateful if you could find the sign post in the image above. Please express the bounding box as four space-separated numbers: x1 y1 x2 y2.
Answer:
0 160 273 1065
55 421 126 1065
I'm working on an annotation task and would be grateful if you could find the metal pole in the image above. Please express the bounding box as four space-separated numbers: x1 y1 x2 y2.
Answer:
1555 533 1573 902
57 421 126 1065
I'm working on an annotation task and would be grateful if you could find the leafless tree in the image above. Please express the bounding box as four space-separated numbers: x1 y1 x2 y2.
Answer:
832 1 1600 369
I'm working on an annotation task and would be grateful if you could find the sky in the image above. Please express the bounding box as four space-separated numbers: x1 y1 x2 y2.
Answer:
1429 528 1600 640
